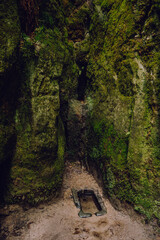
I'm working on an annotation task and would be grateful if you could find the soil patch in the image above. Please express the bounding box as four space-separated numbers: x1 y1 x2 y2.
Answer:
0 161 159 240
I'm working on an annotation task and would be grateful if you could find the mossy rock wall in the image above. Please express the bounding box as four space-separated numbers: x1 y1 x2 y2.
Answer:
4 2 78 204
87 0 160 220
0 0 20 74
0 0 20 165
0 0 20 201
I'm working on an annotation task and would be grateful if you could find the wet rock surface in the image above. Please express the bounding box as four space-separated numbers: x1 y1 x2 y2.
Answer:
0 161 159 240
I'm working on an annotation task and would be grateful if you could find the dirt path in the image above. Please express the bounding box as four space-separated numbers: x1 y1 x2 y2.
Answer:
0 161 159 240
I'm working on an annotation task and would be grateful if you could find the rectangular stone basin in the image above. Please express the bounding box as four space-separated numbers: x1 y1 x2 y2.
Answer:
78 190 102 214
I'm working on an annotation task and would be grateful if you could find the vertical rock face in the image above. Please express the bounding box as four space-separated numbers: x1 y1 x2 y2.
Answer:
6 15 79 203
0 0 20 201
7 56 62 203
86 0 160 219
1 0 77 204
0 0 20 73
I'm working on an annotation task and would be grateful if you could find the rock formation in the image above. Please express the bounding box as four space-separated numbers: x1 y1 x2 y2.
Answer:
0 0 159 221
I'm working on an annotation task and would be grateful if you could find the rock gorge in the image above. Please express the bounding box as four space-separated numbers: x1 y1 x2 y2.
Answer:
0 0 160 222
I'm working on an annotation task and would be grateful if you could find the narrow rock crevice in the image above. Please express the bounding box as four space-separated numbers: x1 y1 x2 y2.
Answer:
66 99 88 168
77 63 88 101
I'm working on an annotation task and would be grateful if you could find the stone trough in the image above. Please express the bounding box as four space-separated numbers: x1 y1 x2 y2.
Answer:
71 188 107 218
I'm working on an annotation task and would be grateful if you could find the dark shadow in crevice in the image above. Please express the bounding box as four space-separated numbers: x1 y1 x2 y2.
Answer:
77 63 89 101
0 61 21 204
0 135 16 204
17 0 39 35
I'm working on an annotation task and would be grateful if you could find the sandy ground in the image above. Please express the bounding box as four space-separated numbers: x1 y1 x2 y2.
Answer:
0 161 159 240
